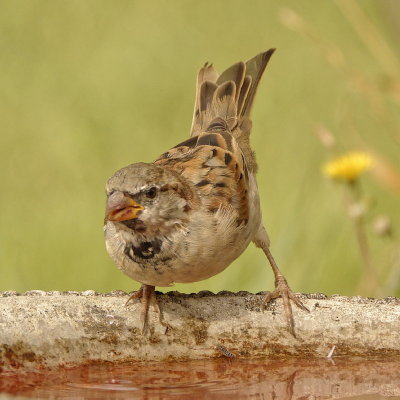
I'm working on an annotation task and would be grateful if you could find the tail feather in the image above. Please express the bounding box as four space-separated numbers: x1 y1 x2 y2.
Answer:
237 75 252 118
199 81 217 113
195 80 238 133
191 49 275 137
211 81 237 131
241 50 275 117
216 61 245 104
191 63 218 134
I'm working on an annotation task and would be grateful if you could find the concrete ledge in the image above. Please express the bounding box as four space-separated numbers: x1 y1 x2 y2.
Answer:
1 291 400 369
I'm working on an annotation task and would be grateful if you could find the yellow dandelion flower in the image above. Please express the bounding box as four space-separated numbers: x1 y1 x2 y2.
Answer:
323 152 373 182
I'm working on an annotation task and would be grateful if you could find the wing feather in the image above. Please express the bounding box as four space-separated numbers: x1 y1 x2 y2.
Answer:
154 132 249 225
160 50 276 225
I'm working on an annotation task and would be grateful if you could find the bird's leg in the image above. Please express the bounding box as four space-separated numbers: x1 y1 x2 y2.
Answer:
254 226 309 337
126 284 162 334
150 292 170 334
262 245 309 336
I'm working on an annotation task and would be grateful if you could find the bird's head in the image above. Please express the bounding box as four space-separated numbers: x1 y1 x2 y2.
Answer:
105 163 196 236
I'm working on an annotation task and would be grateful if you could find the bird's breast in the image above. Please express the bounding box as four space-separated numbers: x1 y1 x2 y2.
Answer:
104 204 258 287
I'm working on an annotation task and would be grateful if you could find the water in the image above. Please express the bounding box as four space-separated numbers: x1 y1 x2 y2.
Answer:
1 357 400 399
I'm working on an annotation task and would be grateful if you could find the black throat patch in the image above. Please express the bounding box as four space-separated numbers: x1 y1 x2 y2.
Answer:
125 239 162 261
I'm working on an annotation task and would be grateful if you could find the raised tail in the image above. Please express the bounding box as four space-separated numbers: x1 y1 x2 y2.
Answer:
190 49 275 137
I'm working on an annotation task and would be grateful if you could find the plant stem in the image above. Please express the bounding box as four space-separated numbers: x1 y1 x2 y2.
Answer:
345 181 378 294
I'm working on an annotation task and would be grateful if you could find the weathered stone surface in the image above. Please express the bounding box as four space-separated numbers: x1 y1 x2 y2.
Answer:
1 291 400 369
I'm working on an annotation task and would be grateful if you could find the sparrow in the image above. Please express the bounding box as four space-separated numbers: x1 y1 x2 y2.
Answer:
104 49 308 336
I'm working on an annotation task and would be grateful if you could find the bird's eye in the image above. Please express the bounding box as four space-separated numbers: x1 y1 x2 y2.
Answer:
145 187 157 199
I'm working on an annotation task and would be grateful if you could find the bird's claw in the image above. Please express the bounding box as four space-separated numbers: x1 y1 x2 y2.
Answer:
125 285 169 335
263 275 309 337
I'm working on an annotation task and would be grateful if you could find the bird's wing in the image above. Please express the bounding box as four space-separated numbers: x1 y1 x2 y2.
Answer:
154 131 249 225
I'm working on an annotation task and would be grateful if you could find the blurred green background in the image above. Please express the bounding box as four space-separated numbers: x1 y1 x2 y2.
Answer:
1 0 399 297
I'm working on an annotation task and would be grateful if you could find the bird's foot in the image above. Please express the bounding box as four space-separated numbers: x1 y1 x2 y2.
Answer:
263 275 309 337
126 284 169 334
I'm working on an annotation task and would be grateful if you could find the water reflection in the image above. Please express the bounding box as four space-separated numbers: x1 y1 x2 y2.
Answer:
1 358 400 399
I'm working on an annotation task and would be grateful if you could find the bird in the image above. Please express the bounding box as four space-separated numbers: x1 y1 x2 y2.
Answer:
104 49 308 336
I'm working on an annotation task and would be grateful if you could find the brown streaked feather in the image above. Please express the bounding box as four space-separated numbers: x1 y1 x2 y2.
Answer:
240 49 275 118
237 76 252 118
199 81 218 113
158 50 275 225
191 63 218 136
216 61 245 103
210 81 237 131
205 117 229 133
198 62 218 87
194 81 238 134
190 49 275 174
154 131 249 225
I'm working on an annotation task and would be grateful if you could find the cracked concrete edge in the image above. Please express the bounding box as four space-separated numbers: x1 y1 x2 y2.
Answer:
1 291 400 370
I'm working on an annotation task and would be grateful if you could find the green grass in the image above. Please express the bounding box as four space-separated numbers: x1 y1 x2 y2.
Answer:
1 0 399 297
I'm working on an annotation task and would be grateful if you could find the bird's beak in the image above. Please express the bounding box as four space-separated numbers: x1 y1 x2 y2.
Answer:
105 192 144 222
